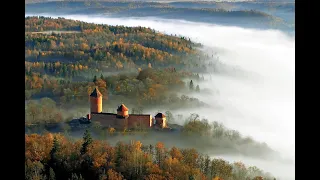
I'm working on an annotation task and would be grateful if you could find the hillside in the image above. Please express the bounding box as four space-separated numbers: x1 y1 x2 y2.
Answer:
25 16 206 123
25 1 294 31
25 16 198 67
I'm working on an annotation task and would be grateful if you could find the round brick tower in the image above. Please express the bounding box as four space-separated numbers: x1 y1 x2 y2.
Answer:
90 87 102 113
117 104 129 118
155 113 166 128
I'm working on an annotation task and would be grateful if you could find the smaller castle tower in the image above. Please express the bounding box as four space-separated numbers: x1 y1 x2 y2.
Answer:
90 87 102 113
155 113 166 128
117 104 129 118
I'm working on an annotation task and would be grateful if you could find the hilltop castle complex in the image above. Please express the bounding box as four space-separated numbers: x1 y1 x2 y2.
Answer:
86 87 167 130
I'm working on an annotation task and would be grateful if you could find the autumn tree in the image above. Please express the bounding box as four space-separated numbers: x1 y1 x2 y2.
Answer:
25 133 274 180
183 114 211 136
169 146 183 161
137 68 155 81
25 161 47 180
232 161 248 180
155 142 166 168
210 159 233 179
144 174 166 180
253 176 264 180
94 78 108 100
106 169 123 180
26 101 39 123
108 127 116 136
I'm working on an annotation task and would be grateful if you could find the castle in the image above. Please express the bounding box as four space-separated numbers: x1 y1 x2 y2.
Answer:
86 87 167 130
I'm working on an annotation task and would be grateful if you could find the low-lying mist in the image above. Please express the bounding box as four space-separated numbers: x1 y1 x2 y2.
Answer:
25 14 294 179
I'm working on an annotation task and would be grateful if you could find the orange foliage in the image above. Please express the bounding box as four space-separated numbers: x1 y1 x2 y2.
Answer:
144 174 166 180
25 133 63 162
145 162 162 175
213 177 223 180
107 169 123 180
25 133 271 180
87 141 114 168
169 147 183 161
156 142 164 149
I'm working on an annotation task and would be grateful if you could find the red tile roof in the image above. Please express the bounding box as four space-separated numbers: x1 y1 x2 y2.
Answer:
117 104 129 111
90 87 102 98
155 113 166 118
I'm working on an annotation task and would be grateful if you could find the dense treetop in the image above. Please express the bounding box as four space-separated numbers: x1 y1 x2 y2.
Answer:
25 132 275 180
25 16 205 111
25 16 197 70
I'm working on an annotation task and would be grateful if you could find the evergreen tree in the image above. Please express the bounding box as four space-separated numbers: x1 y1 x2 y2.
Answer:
62 65 67 77
49 167 56 180
44 63 48 72
189 80 194 90
50 136 60 163
93 75 97 83
100 73 104 80
69 173 84 180
189 175 195 180
49 136 60 179
81 129 93 155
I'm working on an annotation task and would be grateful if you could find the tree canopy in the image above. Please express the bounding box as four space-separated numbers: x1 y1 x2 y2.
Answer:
25 132 275 180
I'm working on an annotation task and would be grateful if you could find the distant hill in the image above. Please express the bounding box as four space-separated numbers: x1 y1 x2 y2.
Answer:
25 0 294 32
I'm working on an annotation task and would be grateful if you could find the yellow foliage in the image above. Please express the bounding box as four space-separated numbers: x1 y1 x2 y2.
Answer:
156 142 164 149
116 61 123 69
108 127 116 134
80 43 89 50
148 88 156 97
134 141 142 151
213 177 223 180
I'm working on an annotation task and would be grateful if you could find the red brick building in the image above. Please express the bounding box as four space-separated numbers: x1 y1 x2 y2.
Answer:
87 87 166 130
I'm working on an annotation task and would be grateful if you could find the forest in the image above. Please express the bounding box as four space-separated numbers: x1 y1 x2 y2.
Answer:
25 16 206 116
25 131 275 180
25 16 276 180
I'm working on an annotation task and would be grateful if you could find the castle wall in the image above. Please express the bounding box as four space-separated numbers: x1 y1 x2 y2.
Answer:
90 97 102 113
90 113 126 130
127 115 152 129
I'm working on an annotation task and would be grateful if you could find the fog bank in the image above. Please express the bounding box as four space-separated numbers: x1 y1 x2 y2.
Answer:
25 14 295 179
